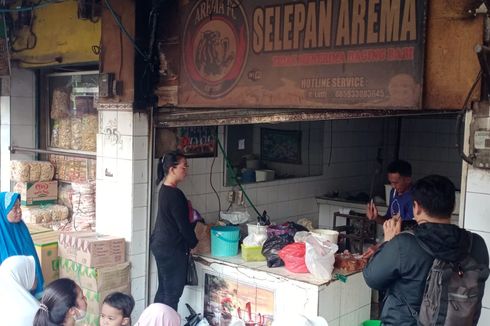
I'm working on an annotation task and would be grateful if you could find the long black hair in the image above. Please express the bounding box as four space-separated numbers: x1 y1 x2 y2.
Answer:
156 150 185 185
102 292 135 321
33 278 79 326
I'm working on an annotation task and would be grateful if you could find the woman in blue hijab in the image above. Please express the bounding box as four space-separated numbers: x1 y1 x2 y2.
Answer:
0 192 44 295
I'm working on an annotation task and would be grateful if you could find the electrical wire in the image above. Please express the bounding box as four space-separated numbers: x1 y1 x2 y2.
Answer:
209 132 222 218
455 70 482 165
118 25 123 79
0 0 62 13
327 120 333 166
216 132 261 218
103 0 149 61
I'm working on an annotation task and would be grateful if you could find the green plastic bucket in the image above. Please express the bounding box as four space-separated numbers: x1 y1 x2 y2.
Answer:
362 320 381 326
211 226 240 257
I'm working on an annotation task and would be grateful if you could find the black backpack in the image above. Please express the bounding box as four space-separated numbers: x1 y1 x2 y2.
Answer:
405 231 489 326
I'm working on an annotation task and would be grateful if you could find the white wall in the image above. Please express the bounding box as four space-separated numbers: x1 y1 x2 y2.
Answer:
463 165 490 324
399 116 462 189
0 68 36 191
96 110 150 320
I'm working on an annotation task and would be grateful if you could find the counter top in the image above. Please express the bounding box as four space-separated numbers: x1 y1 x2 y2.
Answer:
195 253 360 287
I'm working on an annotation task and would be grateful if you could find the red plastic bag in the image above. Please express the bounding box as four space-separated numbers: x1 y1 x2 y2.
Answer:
278 242 308 273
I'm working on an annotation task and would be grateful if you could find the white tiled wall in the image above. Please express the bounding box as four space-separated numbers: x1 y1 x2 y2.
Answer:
0 68 36 191
178 119 397 226
400 116 462 188
96 110 150 320
464 166 490 325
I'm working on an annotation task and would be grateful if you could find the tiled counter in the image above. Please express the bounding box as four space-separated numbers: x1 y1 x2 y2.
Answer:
180 253 371 326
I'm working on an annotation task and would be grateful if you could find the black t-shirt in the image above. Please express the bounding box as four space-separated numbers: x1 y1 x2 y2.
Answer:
150 185 198 254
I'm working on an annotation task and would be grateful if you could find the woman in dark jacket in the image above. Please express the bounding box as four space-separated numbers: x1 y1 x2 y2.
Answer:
150 151 198 311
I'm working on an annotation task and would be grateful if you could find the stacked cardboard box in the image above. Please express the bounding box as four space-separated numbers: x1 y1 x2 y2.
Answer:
58 232 129 326
14 180 58 206
10 159 72 231
59 258 131 315
31 231 60 285
27 223 52 235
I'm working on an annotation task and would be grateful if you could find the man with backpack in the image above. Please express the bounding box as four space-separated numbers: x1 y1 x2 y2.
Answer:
363 175 489 325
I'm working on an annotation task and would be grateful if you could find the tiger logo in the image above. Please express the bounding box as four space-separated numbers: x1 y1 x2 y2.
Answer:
183 0 249 98
195 30 235 77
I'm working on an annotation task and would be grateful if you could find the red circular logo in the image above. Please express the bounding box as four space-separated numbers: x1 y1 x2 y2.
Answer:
183 1 249 98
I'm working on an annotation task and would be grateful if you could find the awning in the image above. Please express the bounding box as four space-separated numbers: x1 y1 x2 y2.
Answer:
154 107 460 128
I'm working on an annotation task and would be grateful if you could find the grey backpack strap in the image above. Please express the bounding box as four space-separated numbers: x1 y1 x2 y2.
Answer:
396 291 419 321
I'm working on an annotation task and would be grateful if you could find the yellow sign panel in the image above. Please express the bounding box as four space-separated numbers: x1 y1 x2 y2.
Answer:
11 0 100 67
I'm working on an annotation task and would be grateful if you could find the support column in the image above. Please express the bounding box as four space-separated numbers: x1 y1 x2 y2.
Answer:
96 104 150 319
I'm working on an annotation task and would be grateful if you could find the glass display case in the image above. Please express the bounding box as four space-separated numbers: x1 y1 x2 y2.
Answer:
47 71 99 153
43 71 98 231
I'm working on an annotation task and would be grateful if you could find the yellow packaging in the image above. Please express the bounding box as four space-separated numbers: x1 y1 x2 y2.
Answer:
59 257 130 293
31 231 60 285
241 244 266 261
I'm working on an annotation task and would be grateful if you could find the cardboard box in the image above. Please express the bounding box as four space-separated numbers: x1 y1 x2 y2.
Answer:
76 234 126 267
14 180 58 206
32 231 60 285
58 232 94 261
58 232 125 268
83 285 131 316
26 223 52 235
77 312 99 326
59 257 130 293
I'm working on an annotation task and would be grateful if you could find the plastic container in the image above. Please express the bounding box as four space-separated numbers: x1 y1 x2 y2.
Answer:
255 169 275 182
241 244 265 261
211 226 240 257
362 320 381 326
311 229 339 244
247 223 268 236
241 169 256 183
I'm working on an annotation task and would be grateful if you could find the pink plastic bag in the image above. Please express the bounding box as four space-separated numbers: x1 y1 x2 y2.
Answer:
278 242 308 273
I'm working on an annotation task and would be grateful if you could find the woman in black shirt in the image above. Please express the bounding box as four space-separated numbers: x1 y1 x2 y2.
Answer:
150 151 198 311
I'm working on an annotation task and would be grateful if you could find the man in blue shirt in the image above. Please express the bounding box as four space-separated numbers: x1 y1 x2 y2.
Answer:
366 160 414 224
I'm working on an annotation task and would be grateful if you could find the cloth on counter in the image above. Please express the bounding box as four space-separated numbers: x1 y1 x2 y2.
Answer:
0 192 44 295
296 218 314 231
0 255 40 326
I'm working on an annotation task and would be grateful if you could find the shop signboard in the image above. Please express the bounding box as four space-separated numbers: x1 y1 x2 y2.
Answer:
179 0 427 109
